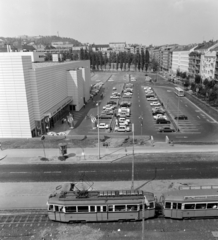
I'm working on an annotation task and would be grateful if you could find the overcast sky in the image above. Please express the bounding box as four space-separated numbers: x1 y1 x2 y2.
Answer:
0 0 217 46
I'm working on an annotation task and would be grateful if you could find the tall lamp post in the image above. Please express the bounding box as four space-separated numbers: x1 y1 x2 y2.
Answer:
131 123 135 191
139 115 143 135
177 96 180 131
96 101 101 159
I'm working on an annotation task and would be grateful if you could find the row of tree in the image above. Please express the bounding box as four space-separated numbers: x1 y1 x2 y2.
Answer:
80 49 150 72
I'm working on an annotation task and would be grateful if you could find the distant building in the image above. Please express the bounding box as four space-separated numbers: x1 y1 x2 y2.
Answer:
189 41 218 80
109 42 126 52
0 52 91 138
171 44 197 75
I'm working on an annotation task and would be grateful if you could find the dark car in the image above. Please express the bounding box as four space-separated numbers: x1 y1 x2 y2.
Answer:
96 115 112 119
159 127 175 132
175 115 188 120
156 118 171 124
107 101 117 105
152 110 165 115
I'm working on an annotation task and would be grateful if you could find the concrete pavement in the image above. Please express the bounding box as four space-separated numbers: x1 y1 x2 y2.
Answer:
0 142 218 164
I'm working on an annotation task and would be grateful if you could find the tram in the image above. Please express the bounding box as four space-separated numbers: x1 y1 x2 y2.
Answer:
47 183 155 223
161 185 218 219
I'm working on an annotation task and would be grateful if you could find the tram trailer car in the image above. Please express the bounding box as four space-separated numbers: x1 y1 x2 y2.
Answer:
47 185 155 223
161 186 218 219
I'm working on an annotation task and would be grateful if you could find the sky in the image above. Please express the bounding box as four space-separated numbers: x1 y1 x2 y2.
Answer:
0 0 218 46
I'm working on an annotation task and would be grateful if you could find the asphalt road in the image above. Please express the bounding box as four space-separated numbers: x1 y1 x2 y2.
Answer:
1 159 218 182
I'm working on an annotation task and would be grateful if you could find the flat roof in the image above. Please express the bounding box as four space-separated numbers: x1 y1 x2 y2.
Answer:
32 60 82 69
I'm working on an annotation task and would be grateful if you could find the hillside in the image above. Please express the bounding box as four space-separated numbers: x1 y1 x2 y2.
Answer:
0 35 83 47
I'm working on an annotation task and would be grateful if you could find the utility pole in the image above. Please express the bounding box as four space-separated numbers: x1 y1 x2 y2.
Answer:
131 124 135 191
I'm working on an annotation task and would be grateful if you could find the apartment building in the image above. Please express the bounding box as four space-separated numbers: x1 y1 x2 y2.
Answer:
0 52 91 138
171 45 197 75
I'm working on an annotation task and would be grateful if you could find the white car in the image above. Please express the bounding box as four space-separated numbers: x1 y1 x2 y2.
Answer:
150 102 161 106
113 87 116 90
144 87 151 90
103 104 112 110
47 132 57 136
152 107 164 111
147 97 158 101
110 95 120 99
114 125 130 132
153 114 168 120
57 132 67 136
97 123 109 129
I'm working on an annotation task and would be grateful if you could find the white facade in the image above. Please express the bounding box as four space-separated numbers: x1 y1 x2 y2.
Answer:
200 51 216 80
0 52 91 138
171 50 193 74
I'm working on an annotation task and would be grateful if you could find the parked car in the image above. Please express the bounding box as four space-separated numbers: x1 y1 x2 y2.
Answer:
152 107 164 111
152 110 165 115
119 118 130 125
159 127 175 133
107 101 117 105
156 118 171 124
113 87 116 90
150 102 161 106
153 114 168 120
47 132 57 136
97 123 109 129
147 97 158 101
103 104 112 110
114 125 130 132
175 115 188 120
110 95 120 99
101 110 114 115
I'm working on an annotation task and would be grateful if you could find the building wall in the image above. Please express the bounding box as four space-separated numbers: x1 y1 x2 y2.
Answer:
67 69 84 111
0 53 91 138
0 55 33 138
172 51 190 74
200 51 216 80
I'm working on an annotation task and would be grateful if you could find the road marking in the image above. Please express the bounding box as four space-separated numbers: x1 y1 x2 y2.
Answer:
197 116 200 119
185 97 218 123
10 172 28 174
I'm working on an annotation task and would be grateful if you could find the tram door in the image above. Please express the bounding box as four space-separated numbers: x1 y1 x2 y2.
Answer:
172 203 182 219
96 206 107 221
54 205 61 221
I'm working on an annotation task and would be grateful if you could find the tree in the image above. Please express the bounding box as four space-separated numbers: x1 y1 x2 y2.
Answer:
150 59 159 72
183 79 190 90
141 49 145 71
116 53 119 71
195 74 202 84
79 48 84 60
104 52 108 70
145 49 150 71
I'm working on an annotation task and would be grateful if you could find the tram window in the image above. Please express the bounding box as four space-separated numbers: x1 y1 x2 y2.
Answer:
208 203 218 209
196 203 206 209
65 206 76 212
127 205 138 211
149 202 154 209
173 203 177 209
108 205 113 212
48 205 53 211
115 205 126 212
78 206 89 212
165 202 171 209
178 203 182 209
184 204 195 210
97 206 101 212
102 206 107 212
90 206 95 212
55 205 59 212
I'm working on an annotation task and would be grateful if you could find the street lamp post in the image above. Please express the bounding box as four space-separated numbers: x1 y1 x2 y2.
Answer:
177 96 180 131
96 102 100 159
131 123 135 191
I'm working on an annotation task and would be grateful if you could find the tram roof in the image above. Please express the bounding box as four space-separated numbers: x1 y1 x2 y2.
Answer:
163 188 218 202
48 190 155 204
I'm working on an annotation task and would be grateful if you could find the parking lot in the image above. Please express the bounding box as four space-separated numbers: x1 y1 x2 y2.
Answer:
64 72 218 142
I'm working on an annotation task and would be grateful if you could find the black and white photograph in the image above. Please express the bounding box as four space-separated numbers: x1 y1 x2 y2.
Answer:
0 0 218 239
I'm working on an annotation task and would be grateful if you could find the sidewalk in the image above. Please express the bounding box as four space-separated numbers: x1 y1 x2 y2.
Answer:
0 142 218 164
